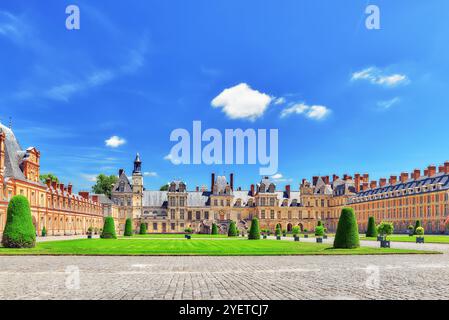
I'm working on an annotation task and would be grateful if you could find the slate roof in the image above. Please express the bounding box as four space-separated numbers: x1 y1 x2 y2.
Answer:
142 191 168 207
112 170 132 193
187 191 210 207
92 194 114 205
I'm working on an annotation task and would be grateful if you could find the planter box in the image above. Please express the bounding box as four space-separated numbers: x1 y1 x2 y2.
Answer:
416 237 425 244
380 240 390 248
304 234 309 238
282 233 287 237
316 238 323 243
186 235 191 240
87 234 92 239
323 235 328 239
276 236 281 240
263 235 267 239
377 236 384 241
294 236 300 242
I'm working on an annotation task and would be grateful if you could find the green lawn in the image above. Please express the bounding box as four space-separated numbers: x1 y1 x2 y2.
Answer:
121 234 229 239
361 234 449 244
0 238 438 256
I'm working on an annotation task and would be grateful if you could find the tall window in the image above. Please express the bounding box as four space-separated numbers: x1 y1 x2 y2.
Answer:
170 209 175 220
180 209 185 220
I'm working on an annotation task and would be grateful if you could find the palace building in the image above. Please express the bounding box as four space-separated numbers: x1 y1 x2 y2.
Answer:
0 123 104 236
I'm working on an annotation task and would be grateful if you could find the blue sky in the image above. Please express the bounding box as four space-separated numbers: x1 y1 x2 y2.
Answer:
1 0 449 192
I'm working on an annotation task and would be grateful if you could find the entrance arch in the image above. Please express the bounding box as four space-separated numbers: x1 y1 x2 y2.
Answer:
287 223 292 232
298 223 304 232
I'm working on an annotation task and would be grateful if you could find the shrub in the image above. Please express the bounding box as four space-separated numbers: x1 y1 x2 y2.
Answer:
377 221 394 240
303 228 308 233
211 223 218 235
315 225 324 237
1 195 36 248
414 220 422 235
275 224 281 236
415 226 425 237
41 226 47 237
139 223 147 235
228 221 238 237
292 226 300 236
100 217 117 239
124 218 133 236
333 207 360 249
366 216 377 237
184 227 193 234
248 218 260 240
317 221 323 227
87 226 93 233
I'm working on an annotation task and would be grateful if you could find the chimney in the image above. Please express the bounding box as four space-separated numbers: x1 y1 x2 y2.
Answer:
79 191 89 200
379 178 387 187
362 182 369 191
301 178 307 185
238 186 241 191
354 173 361 193
428 165 436 177
196 186 199 192
445 161 449 174
363 173 369 183
389 175 397 185
211 173 215 193
118 169 124 176
312 176 319 186
68 183 72 194
370 180 377 189
285 185 291 198
424 169 429 176
250 184 255 196
323 176 330 185
412 169 421 180
51 180 57 189
59 183 64 193
91 195 99 203
439 165 445 173
343 174 349 180
332 174 339 182
230 173 234 190
400 172 408 183
45 178 51 188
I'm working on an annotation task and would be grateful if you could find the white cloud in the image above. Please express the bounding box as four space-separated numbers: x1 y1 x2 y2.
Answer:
273 97 286 105
351 67 408 87
271 173 293 183
280 103 331 120
271 173 283 179
105 136 126 148
143 171 158 177
377 97 400 110
211 83 272 121
81 174 97 182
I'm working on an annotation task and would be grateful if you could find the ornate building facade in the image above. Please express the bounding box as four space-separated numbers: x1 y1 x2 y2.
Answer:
0 123 104 236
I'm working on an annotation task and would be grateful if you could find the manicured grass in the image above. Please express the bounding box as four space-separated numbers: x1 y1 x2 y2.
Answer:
361 234 449 244
0 238 438 256
122 234 229 238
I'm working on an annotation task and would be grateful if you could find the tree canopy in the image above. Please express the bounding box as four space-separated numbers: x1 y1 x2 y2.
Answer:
160 184 169 191
39 173 58 184
92 174 118 198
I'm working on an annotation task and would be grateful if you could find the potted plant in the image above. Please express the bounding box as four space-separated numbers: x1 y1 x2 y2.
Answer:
275 224 282 240
41 226 47 237
323 228 328 239
377 222 394 248
282 229 287 237
261 229 268 239
87 227 93 239
407 225 414 236
94 227 98 235
315 225 324 243
292 226 300 242
415 226 425 243
184 227 193 239
303 228 308 238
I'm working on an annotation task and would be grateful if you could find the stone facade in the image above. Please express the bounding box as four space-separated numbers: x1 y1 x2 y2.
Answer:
0 123 103 236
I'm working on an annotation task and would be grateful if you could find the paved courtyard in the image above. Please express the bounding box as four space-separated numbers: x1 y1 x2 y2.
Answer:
1 246 449 300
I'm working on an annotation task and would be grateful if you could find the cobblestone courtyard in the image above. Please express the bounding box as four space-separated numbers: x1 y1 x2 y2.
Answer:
1 241 449 300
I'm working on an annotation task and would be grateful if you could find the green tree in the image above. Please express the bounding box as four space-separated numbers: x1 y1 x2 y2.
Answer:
160 184 169 191
248 217 260 240
366 216 378 237
211 223 218 235
414 220 422 235
228 221 238 237
275 223 282 236
415 226 425 237
124 218 133 236
100 217 117 239
92 174 118 198
39 173 58 184
315 225 324 237
1 195 36 248
333 207 360 249
139 223 147 235
377 221 394 240
292 226 300 236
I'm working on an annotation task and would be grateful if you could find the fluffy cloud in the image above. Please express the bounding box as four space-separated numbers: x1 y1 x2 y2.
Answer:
81 173 97 182
105 135 126 148
280 103 331 120
270 173 293 183
211 83 272 121
351 67 408 87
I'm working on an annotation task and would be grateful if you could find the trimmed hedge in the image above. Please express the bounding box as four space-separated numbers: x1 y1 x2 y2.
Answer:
124 218 133 236
1 195 36 248
333 207 360 249
248 218 260 240
315 225 324 237
228 221 238 237
275 223 281 236
139 223 147 235
100 217 117 239
211 223 218 235
366 216 377 237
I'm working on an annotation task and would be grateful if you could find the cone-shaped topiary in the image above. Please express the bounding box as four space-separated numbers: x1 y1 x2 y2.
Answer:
333 207 360 249
228 220 238 237
211 223 218 235
414 220 422 235
317 221 322 227
41 226 47 237
248 217 260 240
366 216 377 237
275 223 281 236
139 223 147 235
100 217 116 239
2 195 36 248
124 218 133 236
